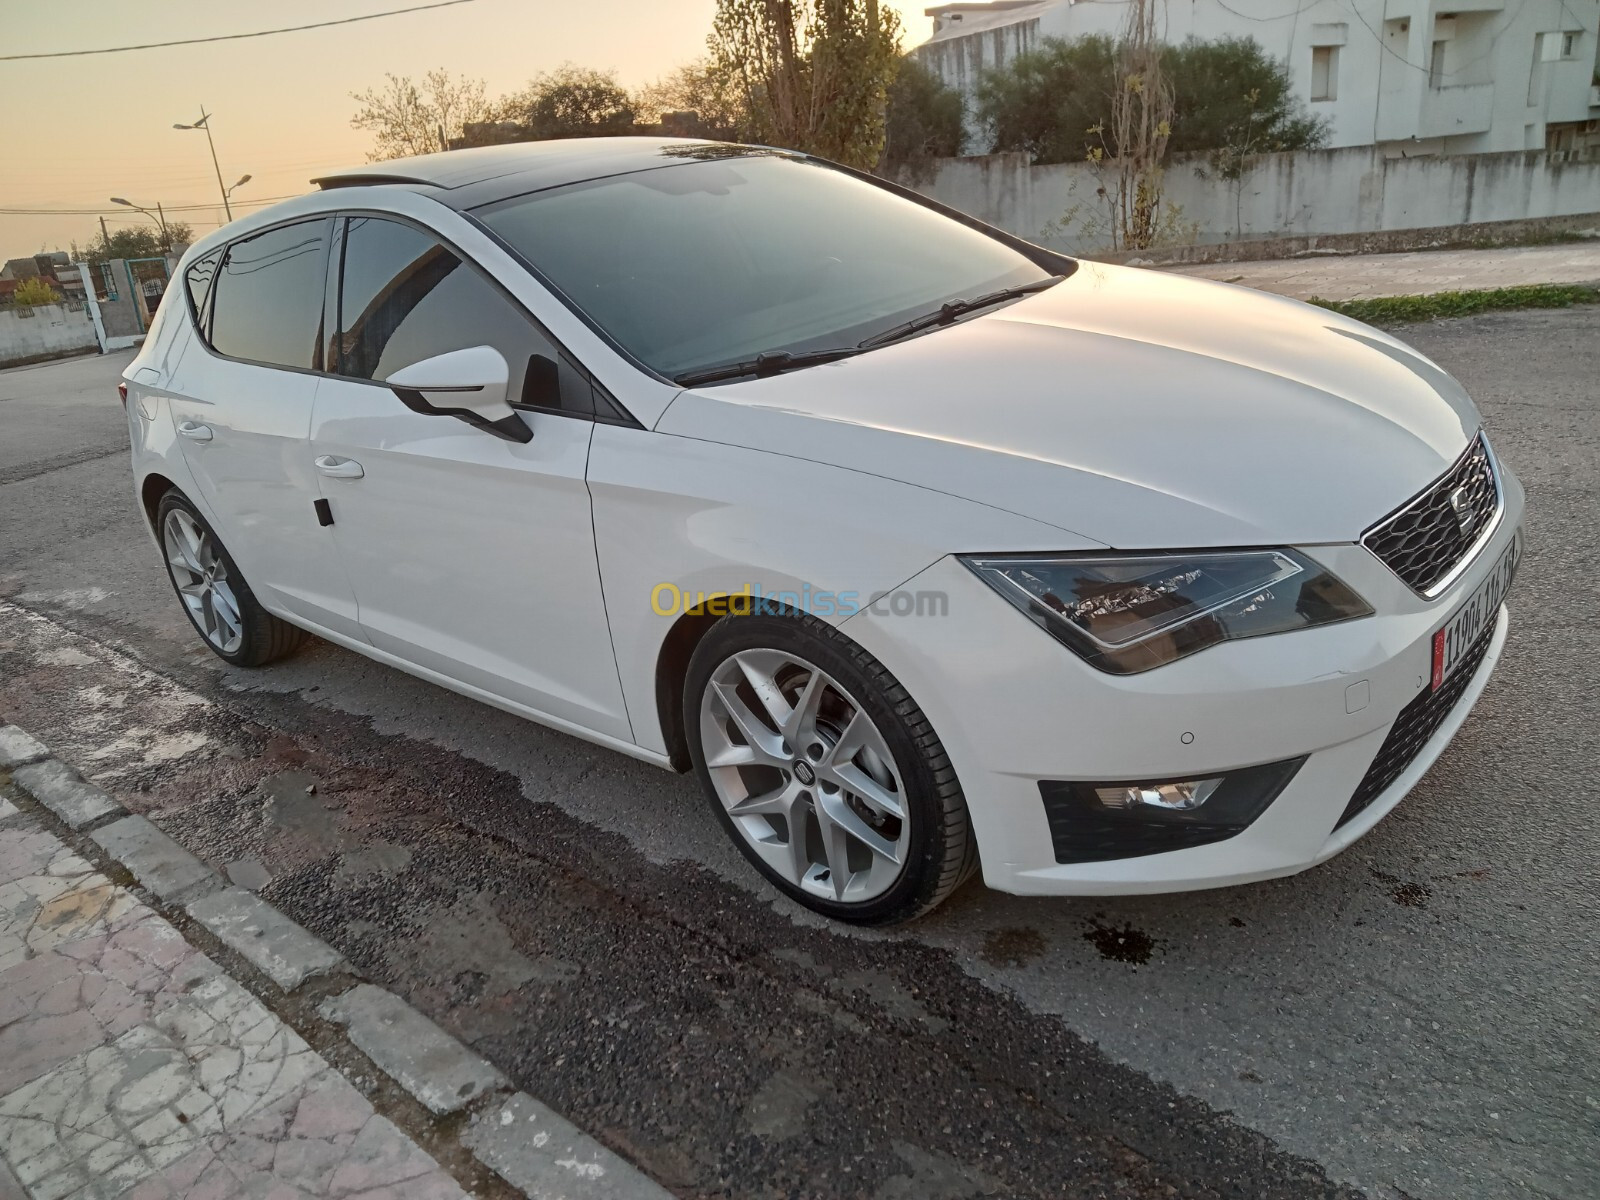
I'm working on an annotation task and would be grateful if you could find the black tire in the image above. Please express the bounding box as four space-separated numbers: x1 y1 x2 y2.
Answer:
155 490 309 667
684 611 977 925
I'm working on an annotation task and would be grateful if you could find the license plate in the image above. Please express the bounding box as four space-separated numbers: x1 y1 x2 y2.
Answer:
1431 528 1521 689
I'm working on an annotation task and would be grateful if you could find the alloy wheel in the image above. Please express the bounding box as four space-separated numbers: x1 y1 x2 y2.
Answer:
162 508 244 655
698 649 911 903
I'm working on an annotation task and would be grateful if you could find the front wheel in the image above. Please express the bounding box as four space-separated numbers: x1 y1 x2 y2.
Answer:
156 490 308 667
684 613 976 925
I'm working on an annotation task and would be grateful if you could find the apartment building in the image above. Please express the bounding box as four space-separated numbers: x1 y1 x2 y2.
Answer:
917 0 1600 156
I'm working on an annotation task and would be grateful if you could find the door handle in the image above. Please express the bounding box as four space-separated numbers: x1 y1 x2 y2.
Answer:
314 455 365 480
176 421 213 442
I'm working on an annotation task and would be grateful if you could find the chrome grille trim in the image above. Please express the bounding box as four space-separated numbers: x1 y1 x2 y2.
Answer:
1361 432 1504 599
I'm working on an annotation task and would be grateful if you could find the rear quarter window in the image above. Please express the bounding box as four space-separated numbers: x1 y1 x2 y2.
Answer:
184 249 221 338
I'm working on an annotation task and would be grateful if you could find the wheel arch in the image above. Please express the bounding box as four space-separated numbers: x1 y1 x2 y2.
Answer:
654 606 729 773
139 472 182 532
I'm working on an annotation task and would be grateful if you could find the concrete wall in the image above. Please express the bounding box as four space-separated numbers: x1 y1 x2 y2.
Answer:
0 303 98 369
915 0 1600 155
903 145 1600 253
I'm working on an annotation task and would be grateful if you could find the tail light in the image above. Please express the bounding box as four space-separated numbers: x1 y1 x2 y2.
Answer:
117 382 129 409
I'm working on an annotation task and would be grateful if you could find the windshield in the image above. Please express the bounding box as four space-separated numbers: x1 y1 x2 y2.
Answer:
473 153 1055 381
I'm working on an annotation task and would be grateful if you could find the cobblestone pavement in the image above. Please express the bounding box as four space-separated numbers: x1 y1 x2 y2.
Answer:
0 798 467 1200
1169 240 1600 300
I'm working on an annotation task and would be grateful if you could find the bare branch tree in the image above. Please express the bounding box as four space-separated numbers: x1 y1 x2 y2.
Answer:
710 0 902 169
1107 0 1173 250
350 69 496 160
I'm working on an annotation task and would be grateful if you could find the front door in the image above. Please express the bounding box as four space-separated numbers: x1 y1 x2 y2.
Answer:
308 214 632 741
166 218 366 642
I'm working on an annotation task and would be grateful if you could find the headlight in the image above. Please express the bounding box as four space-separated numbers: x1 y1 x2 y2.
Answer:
961 549 1372 674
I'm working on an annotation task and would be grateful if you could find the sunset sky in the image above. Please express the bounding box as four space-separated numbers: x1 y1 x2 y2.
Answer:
1 0 936 256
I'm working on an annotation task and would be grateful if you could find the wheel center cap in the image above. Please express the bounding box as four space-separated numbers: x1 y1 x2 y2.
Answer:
792 760 816 786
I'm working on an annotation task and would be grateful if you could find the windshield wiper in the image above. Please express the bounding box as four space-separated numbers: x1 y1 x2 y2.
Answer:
672 275 1065 387
674 346 864 387
857 275 1065 350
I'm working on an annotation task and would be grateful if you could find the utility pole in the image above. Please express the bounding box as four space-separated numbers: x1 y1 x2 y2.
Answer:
174 109 234 221
99 216 111 255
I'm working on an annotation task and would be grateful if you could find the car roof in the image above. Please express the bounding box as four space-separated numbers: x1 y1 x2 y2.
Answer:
311 137 790 210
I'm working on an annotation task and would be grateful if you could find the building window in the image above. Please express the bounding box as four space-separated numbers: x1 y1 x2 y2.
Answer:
1560 31 1579 58
1311 45 1338 101
1429 39 1448 88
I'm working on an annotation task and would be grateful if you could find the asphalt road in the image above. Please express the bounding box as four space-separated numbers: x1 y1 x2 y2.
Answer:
1 312 1596 1200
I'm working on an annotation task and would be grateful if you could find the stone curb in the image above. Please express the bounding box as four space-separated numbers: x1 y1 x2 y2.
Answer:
187 886 346 992
320 984 509 1116
0 723 50 768
466 1092 674 1200
91 813 222 906
1 723 675 1200
11 758 123 828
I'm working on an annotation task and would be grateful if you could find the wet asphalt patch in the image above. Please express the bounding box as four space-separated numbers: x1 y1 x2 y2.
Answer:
1082 920 1158 967
0 607 1361 1200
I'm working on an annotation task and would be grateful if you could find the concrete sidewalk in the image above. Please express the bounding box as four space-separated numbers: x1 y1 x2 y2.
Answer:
0 797 468 1200
1167 240 1600 301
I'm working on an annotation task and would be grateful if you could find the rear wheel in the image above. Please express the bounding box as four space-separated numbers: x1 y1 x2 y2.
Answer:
156 491 307 667
685 613 976 925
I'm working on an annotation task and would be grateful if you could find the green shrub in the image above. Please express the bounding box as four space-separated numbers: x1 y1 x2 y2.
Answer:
12 277 62 308
1311 284 1600 324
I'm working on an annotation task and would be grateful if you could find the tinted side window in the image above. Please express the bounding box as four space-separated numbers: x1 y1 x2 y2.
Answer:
184 250 221 337
336 216 591 416
209 219 330 370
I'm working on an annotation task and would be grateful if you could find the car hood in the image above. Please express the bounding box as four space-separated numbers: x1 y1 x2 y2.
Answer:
654 262 1480 549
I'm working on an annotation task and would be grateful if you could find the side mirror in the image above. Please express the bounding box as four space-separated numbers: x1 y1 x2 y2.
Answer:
384 346 532 443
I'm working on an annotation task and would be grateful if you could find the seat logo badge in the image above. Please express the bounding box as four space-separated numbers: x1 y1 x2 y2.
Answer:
1448 486 1476 535
793 760 817 786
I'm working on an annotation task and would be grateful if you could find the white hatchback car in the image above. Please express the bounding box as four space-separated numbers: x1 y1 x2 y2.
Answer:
124 139 1522 924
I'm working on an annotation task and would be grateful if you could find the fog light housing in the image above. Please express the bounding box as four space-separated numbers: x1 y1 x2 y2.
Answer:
1039 758 1306 864
1093 777 1224 812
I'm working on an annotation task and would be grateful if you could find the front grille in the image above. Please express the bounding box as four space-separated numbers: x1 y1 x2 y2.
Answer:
1336 620 1495 828
1362 434 1499 595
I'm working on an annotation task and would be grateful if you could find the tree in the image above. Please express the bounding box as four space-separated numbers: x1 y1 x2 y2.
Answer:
974 35 1117 165
12 277 61 308
881 56 964 181
635 58 749 140
977 34 1325 167
501 65 638 139
350 70 496 160
1101 0 1173 250
710 0 903 170
1164 38 1327 157
88 223 195 262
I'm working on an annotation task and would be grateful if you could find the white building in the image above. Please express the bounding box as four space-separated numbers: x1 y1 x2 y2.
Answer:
917 0 1600 157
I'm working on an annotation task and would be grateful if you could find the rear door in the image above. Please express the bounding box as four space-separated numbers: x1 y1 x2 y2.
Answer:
165 217 366 641
307 213 632 741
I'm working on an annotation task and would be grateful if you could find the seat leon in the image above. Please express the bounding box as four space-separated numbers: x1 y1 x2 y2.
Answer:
124 138 1522 924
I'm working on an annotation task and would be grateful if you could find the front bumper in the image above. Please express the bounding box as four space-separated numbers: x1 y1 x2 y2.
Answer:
840 466 1524 896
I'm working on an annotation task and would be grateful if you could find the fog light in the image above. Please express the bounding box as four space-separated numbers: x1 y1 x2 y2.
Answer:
1039 758 1306 864
1094 777 1223 812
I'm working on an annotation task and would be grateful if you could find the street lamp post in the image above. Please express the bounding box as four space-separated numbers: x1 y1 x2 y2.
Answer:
173 109 236 221
225 174 252 207
108 198 170 250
